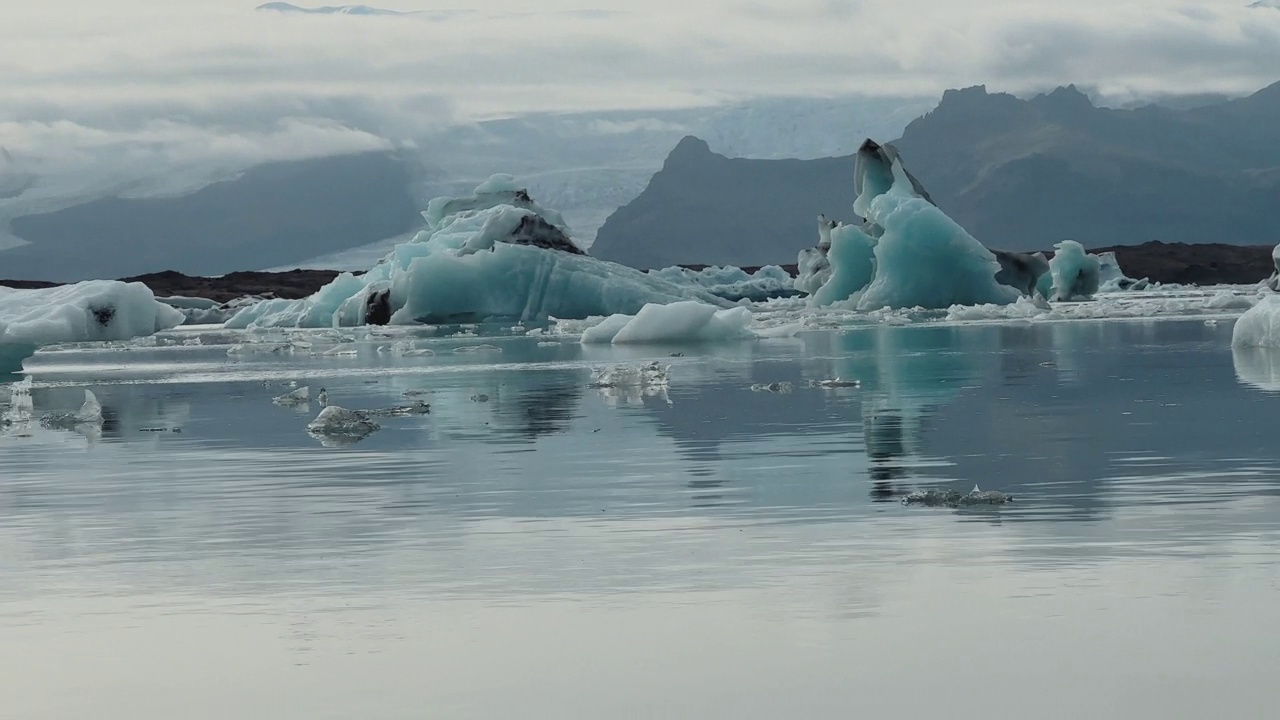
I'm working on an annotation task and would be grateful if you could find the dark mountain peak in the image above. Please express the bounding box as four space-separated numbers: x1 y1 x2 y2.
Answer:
1031 84 1095 112
670 135 713 158
925 86 1024 124
662 136 718 170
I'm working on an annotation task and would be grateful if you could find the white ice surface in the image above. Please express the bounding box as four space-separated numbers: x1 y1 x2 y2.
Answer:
1044 241 1102 301
228 180 728 329
1 281 184 373
810 224 877 307
579 301 754 344
1232 295 1280 348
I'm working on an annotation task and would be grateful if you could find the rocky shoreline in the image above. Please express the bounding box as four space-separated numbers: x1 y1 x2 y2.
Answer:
2 241 1275 303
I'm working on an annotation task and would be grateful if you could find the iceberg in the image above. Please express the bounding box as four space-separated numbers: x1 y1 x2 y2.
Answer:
1041 241 1101 301
1095 252 1148 292
993 250 1051 298
1266 243 1280 292
1 281 184 374
1232 295 1280 348
306 405 380 443
580 301 754 344
228 177 730 329
793 215 837 295
809 224 876 307
806 140 1025 310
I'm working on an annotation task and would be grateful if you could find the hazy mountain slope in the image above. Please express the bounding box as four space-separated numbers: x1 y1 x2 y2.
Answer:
591 138 858 269
4 152 421 282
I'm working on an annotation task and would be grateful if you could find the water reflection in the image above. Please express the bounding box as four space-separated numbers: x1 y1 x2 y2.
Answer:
1233 345 1280 392
1 319 1278 583
7 319 1280 718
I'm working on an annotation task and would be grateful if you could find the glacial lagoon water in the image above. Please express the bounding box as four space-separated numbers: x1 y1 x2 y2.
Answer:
3 316 1280 718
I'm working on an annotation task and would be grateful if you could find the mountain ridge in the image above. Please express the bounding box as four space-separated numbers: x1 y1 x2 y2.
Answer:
592 80 1280 267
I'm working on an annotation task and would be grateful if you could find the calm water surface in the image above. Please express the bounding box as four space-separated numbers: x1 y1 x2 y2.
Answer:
3 319 1280 719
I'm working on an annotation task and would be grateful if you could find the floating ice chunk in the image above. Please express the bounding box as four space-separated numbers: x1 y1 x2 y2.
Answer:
812 378 861 388
856 189 1020 310
753 321 803 339
902 485 1014 507
647 264 797 302
1042 241 1101 301
580 301 754 345
808 140 1020 310
794 245 833 295
3 376 34 425
750 381 794 394
589 361 670 389
273 386 310 405
453 344 502 354
40 390 103 428
1232 295 1280 347
306 406 380 441
579 314 634 344
228 184 729 329
810 224 877 306
1267 243 1280 292
1204 290 1257 310
76 390 103 424
363 401 430 417
994 250 1051 297
944 295 1050 322
0 281 183 374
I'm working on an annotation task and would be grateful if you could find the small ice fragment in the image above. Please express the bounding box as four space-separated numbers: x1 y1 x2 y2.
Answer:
75 390 103 424
589 361 670 389
902 486 1014 508
470 394 490 403
39 389 103 428
454 344 502 354
4 377 34 424
364 401 431 417
323 346 358 357
306 406 380 440
274 386 310 405
403 389 430 397
814 377 860 388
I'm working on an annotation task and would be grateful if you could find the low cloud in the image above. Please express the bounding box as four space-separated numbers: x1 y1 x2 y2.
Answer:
1 0 1277 213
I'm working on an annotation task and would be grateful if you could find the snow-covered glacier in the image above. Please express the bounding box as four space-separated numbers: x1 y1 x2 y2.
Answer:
1 281 184 374
228 176 730 329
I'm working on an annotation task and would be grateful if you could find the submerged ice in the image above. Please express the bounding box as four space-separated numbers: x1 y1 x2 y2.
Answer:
228 176 729 329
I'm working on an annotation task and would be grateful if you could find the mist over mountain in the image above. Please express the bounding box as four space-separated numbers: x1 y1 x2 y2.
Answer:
2 152 421 282
0 95 929 279
592 81 1280 268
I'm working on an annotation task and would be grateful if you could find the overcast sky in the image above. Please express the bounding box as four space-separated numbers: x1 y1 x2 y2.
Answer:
2 0 1278 218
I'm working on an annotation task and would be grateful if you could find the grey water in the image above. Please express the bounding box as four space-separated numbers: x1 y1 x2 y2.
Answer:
3 320 1280 719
